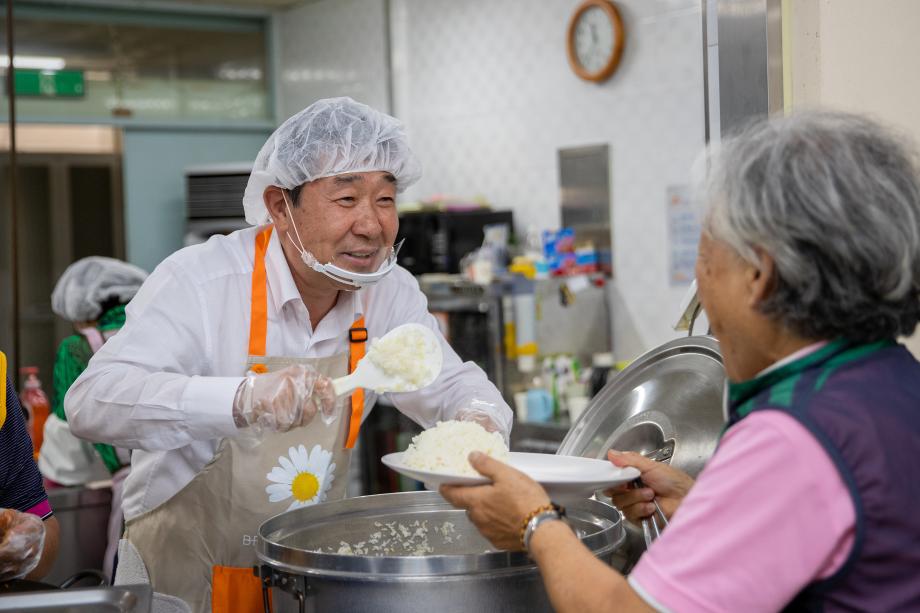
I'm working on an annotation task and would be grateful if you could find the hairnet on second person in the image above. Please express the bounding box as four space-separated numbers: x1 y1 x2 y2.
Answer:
242 96 422 225
51 256 148 323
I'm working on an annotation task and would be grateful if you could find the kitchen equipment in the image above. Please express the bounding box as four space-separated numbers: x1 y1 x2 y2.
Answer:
256 491 626 612
557 335 725 570
381 451 639 502
673 280 704 334
510 421 569 454
332 324 443 397
0 584 151 612
632 448 673 549
558 144 612 274
418 275 504 396
396 209 513 276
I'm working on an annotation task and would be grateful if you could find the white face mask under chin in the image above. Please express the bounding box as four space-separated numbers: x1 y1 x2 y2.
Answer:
282 190 403 288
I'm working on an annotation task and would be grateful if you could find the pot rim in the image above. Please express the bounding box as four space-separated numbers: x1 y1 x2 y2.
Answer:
257 491 625 578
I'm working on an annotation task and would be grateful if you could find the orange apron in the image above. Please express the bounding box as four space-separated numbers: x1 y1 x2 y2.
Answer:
124 226 367 612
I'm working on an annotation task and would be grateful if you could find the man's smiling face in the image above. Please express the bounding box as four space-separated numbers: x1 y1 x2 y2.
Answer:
289 171 399 276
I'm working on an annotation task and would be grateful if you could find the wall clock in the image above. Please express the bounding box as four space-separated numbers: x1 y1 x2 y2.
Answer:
566 0 625 83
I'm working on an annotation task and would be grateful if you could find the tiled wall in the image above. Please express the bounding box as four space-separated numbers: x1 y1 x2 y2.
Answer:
279 0 707 359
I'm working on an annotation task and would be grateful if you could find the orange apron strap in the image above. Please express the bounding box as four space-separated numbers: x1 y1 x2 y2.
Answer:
211 566 271 613
345 317 367 449
248 227 274 374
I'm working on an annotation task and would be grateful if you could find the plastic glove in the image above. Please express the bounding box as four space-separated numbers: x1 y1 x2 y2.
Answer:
455 398 509 442
0 508 46 581
232 365 336 433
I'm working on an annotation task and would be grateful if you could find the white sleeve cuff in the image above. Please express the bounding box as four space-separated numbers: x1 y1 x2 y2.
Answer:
181 375 245 440
627 575 673 613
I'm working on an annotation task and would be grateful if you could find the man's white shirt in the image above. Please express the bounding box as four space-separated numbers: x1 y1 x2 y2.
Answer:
65 225 512 520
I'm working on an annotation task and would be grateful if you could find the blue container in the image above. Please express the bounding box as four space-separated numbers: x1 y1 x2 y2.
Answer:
526 389 554 422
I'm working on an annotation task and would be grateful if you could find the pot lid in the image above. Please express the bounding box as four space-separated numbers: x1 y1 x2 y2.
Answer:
558 335 725 479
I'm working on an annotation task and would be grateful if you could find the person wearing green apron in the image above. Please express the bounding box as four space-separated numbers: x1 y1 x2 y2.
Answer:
39 256 148 580
66 97 513 612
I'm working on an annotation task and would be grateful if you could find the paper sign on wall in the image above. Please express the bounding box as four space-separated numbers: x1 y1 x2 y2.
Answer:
667 185 700 286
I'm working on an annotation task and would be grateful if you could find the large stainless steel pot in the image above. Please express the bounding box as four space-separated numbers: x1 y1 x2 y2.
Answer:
257 491 625 613
558 335 726 570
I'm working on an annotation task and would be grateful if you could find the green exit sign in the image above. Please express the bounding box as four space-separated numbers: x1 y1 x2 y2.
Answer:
13 69 85 98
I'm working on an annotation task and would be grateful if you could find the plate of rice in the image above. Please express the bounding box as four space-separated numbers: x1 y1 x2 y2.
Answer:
382 420 639 501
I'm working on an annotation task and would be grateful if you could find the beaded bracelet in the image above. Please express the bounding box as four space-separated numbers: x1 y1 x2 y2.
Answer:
519 502 565 550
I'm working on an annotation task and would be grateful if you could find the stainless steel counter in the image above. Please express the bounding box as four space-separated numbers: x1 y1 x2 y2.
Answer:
0 584 151 612
510 420 571 453
45 484 112 585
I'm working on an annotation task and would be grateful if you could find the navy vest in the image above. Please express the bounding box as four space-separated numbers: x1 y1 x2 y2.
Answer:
727 340 920 612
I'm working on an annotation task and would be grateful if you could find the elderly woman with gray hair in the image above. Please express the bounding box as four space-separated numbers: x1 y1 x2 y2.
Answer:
441 111 920 612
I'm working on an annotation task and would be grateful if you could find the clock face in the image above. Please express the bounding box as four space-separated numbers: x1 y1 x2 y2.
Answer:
573 6 617 74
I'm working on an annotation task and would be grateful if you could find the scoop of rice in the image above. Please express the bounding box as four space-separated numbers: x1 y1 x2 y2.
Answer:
402 420 510 476
367 327 436 392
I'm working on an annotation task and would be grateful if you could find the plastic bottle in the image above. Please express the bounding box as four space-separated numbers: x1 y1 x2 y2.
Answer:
589 352 615 397
512 277 538 373
19 367 50 461
525 376 554 423
525 226 550 279
541 357 558 418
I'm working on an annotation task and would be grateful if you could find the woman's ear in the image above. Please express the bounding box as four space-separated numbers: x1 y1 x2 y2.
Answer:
748 248 776 308
263 186 289 229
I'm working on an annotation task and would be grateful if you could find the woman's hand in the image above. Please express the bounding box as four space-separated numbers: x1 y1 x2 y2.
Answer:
0 508 45 581
604 450 695 523
440 451 551 551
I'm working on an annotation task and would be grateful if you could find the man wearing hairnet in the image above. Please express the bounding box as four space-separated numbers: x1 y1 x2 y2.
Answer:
66 97 512 612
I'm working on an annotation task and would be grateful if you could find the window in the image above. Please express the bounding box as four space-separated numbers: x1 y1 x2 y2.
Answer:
6 4 270 122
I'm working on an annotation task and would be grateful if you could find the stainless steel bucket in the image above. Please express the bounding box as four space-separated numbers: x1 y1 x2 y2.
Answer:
257 491 626 613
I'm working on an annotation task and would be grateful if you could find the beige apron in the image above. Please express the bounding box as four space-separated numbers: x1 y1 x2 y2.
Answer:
124 226 366 613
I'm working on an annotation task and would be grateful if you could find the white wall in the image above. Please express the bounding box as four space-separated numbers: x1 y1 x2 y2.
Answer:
786 0 920 356
392 0 706 359
276 0 391 121
276 0 708 360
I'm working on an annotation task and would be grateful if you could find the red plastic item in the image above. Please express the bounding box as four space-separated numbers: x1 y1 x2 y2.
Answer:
19 367 50 461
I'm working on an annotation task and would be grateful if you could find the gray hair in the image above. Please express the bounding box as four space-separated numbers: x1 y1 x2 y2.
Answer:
697 111 920 342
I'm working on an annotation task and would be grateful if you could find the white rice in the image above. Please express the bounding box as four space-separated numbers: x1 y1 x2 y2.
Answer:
402 420 509 476
317 519 468 557
366 327 436 392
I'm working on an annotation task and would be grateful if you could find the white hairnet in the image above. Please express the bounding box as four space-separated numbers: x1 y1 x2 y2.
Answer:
242 97 422 225
51 256 148 322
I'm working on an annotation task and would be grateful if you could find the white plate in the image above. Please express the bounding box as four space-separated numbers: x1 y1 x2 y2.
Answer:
381 451 640 502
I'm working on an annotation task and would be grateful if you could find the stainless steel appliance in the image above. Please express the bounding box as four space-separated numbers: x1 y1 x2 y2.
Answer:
44 485 112 586
0 584 151 612
558 335 726 570
559 144 612 273
256 491 626 612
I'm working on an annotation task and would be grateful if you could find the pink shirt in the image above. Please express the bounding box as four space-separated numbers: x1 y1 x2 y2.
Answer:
629 409 856 612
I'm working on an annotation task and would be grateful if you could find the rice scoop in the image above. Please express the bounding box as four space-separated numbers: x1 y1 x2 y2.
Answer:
402 420 510 476
366 326 438 392
331 323 442 398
